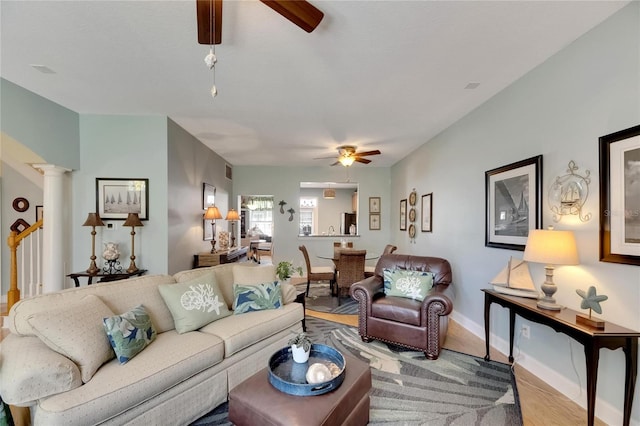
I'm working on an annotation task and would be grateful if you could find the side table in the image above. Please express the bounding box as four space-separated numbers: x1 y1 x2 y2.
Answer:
67 269 148 287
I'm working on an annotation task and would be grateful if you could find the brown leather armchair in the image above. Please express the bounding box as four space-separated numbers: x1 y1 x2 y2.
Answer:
349 253 454 360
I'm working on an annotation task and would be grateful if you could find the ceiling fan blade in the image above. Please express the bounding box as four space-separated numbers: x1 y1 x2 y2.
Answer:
355 157 372 164
330 161 340 166
259 0 324 33
313 155 339 160
355 150 381 157
197 0 222 45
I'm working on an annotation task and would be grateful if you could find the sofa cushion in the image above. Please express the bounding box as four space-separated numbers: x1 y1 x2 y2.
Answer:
103 305 157 364
233 281 282 314
383 268 434 301
0 334 83 405
159 273 231 334
26 294 116 383
200 302 303 357
9 274 178 336
35 330 225 425
233 264 276 285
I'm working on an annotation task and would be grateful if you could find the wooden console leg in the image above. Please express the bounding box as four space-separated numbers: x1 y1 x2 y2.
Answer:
9 405 31 426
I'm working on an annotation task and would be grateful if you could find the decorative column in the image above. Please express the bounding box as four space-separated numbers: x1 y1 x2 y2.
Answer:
33 164 71 293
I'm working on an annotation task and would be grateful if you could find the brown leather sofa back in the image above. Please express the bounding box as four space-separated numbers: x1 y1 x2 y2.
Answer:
373 254 452 286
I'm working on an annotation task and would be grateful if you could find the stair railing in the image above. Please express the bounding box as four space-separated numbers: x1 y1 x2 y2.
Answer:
7 218 44 312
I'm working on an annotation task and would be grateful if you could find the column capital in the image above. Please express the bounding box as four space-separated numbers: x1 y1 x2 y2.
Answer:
32 164 72 176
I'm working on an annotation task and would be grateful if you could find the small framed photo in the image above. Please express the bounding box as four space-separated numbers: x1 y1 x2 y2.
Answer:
400 199 407 231
96 178 149 220
599 124 640 265
369 197 381 213
485 155 542 250
369 213 381 230
421 193 432 232
36 205 43 228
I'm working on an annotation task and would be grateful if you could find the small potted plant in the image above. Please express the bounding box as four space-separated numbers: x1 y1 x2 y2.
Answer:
276 261 303 283
288 332 312 363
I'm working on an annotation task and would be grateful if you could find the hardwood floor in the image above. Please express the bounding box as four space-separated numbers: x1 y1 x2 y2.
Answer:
306 310 606 426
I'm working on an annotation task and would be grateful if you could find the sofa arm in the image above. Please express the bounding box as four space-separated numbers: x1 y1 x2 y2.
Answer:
420 284 454 325
0 334 82 405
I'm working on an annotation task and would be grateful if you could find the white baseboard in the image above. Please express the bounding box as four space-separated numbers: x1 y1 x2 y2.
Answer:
450 311 636 426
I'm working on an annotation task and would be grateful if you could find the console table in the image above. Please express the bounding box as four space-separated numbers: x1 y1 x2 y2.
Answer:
193 246 248 268
483 289 640 426
67 269 148 287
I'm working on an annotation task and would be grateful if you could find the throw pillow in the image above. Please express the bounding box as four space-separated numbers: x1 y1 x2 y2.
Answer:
233 281 283 315
26 294 116 383
103 305 157 364
383 268 434 301
158 272 232 334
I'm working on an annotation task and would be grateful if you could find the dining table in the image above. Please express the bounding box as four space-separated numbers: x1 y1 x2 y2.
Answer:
317 249 379 269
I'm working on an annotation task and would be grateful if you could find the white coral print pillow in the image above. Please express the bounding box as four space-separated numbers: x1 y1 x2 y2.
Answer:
159 273 231 333
383 268 434 301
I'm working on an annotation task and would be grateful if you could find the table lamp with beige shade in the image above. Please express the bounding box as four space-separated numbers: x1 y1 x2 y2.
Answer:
523 227 579 311
204 206 223 253
225 208 240 248
123 213 144 273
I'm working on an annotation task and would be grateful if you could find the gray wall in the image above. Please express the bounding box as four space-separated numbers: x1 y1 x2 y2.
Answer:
167 119 232 274
73 115 169 278
390 3 640 424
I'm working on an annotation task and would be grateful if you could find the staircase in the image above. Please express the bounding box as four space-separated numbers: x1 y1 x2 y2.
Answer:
4 218 44 324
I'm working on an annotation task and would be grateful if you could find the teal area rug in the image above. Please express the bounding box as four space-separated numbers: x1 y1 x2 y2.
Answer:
191 317 522 425
295 282 358 315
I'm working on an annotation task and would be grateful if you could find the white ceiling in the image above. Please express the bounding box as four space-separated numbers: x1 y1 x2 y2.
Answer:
0 1 628 167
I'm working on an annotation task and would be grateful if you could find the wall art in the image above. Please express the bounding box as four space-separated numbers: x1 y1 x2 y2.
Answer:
421 193 432 232
96 178 149 220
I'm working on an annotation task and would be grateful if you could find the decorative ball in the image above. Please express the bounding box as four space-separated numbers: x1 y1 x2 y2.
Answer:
305 363 332 384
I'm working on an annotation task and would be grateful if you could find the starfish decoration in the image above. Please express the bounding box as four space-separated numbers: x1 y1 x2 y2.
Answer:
576 286 608 316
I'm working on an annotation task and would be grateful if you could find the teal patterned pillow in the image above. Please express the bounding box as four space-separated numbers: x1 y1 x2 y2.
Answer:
233 281 282 315
103 305 156 364
383 268 434 301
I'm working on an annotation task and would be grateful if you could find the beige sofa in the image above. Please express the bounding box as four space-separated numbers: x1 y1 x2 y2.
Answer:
0 263 304 425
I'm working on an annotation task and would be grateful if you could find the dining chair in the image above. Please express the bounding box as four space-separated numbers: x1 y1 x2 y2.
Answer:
365 244 397 277
298 245 336 296
255 239 273 263
333 241 354 248
336 249 366 303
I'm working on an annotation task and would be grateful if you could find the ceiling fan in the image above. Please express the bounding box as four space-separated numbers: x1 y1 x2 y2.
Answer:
196 0 324 45
316 145 382 167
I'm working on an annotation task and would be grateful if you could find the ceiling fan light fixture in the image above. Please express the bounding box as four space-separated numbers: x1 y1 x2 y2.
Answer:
323 188 336 199
338 156 355 167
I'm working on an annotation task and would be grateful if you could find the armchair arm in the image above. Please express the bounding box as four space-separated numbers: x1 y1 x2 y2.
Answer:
349 276 383 303
420 283 454 326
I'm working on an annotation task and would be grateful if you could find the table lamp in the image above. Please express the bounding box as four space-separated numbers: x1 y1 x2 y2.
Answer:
523 228 579 310
225 208 240 248
123 213 144 273
204 206 223 253
82 212 105 274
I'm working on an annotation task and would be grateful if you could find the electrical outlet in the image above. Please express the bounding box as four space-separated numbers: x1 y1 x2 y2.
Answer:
521 325 530 339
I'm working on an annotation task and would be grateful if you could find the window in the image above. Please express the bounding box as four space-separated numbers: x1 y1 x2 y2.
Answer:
249 209 273 237
299 198 317 235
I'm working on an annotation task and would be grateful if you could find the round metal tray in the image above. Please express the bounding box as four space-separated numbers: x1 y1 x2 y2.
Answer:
268 344 346 396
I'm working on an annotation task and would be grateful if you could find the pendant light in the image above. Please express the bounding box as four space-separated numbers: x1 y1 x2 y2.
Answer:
203 0 218 98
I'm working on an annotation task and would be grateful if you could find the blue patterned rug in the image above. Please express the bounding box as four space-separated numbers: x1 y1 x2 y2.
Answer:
295 282 358 315
191 317 522 425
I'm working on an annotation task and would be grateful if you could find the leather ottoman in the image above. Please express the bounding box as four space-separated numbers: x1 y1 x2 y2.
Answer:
228 353 371 426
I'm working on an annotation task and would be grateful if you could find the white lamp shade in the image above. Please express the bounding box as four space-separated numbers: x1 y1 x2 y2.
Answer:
523 229 579 265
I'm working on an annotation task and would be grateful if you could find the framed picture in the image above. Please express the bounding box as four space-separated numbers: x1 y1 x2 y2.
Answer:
203 219 213 241
485 155 542 250
369 213 381 230
369 196 381 213
421 193 432 232
36 205 43 228
96 178 149 220
203 183 216 209
599 124 640 265
400 199 407 231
